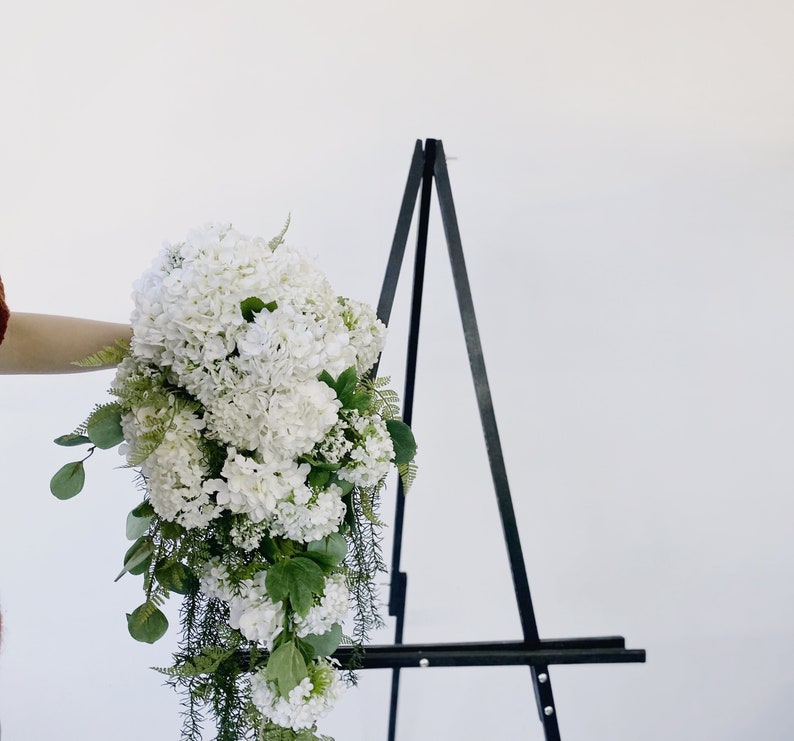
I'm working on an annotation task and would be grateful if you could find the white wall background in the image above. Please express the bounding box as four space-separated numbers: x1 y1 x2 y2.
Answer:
1 2 793 739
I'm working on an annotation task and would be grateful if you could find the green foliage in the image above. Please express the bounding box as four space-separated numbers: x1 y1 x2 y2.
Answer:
132 500 155 518
318 367 371 412
360 375 401 419
156 645 239 679
357 485 384 526
397 461 418 493
161 591 257 741
268 215 291 251
266 557 325 616
265 642 308 696
299 624 343 658
385 418 416 465
344 484 386 651
49 461 86 500
86 403 125 449
126 507 152 540
155 560 199 595
261 722 333 741
127 600 169 643
358 378 418 490
241 297 278 322
305 533 347 569
108 366 201 466
73 339 130 368
116 537 154 581
53 433 92 447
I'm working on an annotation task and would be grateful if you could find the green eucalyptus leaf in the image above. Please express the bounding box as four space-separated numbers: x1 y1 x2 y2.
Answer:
131 500 155 518
300 623 343 658
385 418 417 465
295 637 315 664
265 642 309 696
50 461 86 500
128 553 152 576
86 403 124 449
307 532 347 566
115 537 154 582
126 602 168 643
154 560 198 595
126 510 152 540
53 434 92 447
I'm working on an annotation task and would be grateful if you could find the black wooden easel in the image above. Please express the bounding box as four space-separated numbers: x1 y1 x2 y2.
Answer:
335 139 645 740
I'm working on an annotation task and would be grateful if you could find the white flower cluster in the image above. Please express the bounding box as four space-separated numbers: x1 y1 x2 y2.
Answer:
129 224 385 460
118 223 390 542
337 412 395 488
200 562 350 651
116 223 398 732
200 563 285 651
120 401 221 530
293 572 351 639
251 659 346 731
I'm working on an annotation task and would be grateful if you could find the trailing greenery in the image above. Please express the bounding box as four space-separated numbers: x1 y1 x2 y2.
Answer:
51 351 417 740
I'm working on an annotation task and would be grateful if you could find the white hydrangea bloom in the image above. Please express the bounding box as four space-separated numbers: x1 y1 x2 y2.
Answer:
216 449 311 525
260 380 341 460
251 659 345 731
227 571 285 650
340 298 387 374
293 573 350 639
271 483 347 543
120 405 220 529
200 558 234 601
337 413 395 488
200 563 285 651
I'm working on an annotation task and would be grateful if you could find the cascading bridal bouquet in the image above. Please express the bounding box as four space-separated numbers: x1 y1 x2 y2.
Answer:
50 223 417 741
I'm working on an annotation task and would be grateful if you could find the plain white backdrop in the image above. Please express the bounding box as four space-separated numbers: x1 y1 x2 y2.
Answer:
1 2 793 739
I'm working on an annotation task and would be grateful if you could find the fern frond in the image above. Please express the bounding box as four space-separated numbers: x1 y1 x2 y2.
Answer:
356 485 384 526
156 646 237 678
73 339 130 368
125 429 165 466
397 461 417 493
268 215 291 250
359 375 401 419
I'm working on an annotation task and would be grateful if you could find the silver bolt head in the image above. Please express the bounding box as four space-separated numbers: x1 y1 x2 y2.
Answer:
538 673 548 683
419 658 430 668
544 706 555 716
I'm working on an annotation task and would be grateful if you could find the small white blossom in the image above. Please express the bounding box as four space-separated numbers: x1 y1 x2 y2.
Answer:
251 659 345 731
294 573 351 639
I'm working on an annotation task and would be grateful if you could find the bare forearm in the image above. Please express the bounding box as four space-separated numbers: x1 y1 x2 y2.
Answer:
0 313 132 374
